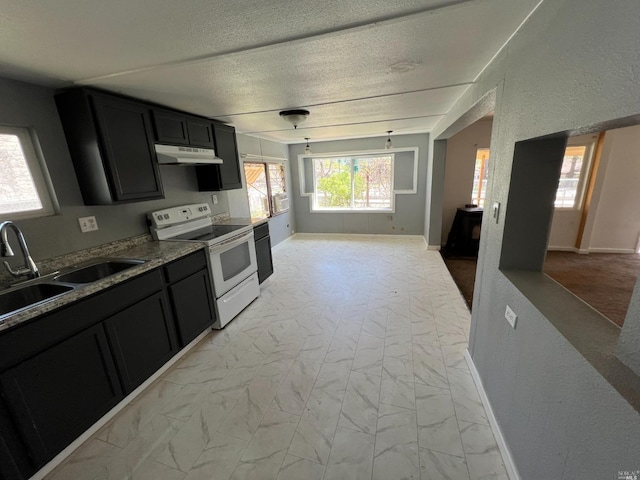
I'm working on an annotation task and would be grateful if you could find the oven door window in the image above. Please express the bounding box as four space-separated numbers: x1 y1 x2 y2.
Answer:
220 242 252 281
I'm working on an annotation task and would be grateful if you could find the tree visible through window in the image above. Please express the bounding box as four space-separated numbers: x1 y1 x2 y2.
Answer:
471 148 490 207
313 155 393 211
244 162 288 218
0 126 54 219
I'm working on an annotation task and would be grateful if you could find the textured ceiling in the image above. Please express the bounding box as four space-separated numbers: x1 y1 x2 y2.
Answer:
0 0 541 143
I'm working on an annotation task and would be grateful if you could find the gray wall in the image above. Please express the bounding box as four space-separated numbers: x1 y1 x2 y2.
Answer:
289 134 428 235
428 1 640 478
0 76 231 261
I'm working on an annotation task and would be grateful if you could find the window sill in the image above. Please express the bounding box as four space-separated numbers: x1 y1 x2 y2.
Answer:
502 269 640 412
311 208 394 214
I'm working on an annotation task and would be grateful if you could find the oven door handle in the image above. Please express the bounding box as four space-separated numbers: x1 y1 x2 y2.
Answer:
209 230 254 253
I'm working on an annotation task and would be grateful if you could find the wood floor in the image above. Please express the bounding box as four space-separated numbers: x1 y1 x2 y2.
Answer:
442 250 640 327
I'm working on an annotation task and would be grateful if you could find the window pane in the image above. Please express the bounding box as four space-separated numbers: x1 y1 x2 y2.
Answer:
471 148 490 208
244 163 269 218
555 146 587 208
0 133 43 214
268 163 288 214
314 158 352 208
353 156 392 209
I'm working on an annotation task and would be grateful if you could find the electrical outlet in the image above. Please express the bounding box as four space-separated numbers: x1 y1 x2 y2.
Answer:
505 305 517 328
211 194 218 205
78 216 98 233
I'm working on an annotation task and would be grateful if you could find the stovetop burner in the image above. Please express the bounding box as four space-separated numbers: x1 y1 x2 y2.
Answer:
172 224 247 242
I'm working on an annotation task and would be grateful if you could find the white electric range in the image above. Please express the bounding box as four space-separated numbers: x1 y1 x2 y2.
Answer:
148 203 259 329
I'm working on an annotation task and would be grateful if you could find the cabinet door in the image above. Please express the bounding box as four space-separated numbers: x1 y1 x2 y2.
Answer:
104 292 178 394
91 94 164 202
255 235 274 284
152 109 189 145
0 324 123 467
196 123 242 191
186 118 214 148
168 269 216 346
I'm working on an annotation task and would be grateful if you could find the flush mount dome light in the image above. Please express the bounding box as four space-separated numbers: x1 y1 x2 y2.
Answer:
279 109 310 129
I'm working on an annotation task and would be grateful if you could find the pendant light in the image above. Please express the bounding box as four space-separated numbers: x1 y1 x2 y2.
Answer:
304 138 312 154
279 109 310 129
385 131 393 149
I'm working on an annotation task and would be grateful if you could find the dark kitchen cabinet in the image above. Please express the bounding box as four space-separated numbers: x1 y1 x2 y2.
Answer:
55 89 164 205
196 123 242 191
0 394 35 479
0 323 122 469
164 249 216 345
152 109 214 148
104 292 178 394
254 222 273 284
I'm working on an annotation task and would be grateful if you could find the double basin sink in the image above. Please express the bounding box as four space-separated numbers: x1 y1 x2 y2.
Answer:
0 259 145 321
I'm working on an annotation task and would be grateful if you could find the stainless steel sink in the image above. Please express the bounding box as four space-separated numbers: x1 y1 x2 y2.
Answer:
0 283 75 317
54 259 145 284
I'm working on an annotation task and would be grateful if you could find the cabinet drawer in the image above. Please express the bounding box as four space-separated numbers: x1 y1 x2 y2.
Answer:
164 249 209 284
253 222 270 241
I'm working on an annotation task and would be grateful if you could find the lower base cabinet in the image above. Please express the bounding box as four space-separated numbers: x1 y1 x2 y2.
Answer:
0 250 216 479
254 223 274 284
104 292 178 394
0 324 123 470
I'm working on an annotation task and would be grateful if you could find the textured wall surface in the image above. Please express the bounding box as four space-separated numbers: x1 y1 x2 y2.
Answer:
428 1 640 478
0 77 231 261
289 134 428 236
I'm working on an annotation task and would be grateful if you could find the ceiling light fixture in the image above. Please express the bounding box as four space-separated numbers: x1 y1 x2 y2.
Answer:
385 131 393 149
304 138 312 154
279 109 310 129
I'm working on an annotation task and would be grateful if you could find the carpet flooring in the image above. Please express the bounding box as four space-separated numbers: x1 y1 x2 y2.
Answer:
441 250 640 328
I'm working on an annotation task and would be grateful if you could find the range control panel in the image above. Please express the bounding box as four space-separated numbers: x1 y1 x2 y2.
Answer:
147 203 211 228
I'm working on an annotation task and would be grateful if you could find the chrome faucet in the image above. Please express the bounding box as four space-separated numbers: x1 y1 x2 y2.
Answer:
0 221 40 279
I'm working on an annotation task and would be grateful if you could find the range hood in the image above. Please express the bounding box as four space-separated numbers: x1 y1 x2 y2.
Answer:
155 144 223 165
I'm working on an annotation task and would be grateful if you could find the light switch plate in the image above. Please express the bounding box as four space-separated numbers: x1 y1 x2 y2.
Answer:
492 202 500 223
78 216 98 233
505 305 517 328
211 194 218 205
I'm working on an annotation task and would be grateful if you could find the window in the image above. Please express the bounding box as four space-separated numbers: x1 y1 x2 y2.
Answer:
471 148 490 207
244 162 289 218
0 126 55 220
554 145 589 208
471 145 591 209
312 155 393 211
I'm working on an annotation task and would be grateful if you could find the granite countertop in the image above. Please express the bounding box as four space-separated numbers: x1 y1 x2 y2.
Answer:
213 216 269 227
0 239 205 333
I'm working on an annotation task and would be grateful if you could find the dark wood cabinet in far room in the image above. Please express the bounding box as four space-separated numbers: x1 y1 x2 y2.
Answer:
55 89 164 205
196 123 242 191
254 222 274 284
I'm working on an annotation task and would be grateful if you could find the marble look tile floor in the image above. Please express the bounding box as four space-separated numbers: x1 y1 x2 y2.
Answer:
47 235 509 480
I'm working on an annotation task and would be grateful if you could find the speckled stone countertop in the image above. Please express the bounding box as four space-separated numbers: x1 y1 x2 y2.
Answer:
0 239 205 333
214 216 269 227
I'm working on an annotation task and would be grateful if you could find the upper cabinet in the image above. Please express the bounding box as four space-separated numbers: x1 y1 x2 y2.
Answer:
152 108 214 148
196 123 242 191
56 89 164 205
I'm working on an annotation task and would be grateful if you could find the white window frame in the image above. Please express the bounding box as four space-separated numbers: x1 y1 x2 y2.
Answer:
242 159 289 218
554 139 595 210
298 147 419 214
0 126 56 221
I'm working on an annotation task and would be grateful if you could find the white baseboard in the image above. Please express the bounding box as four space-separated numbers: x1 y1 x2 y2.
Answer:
427 244 441 251
465 350 521 480
546 245 576 252
31 329 211 480
588 247 635 254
